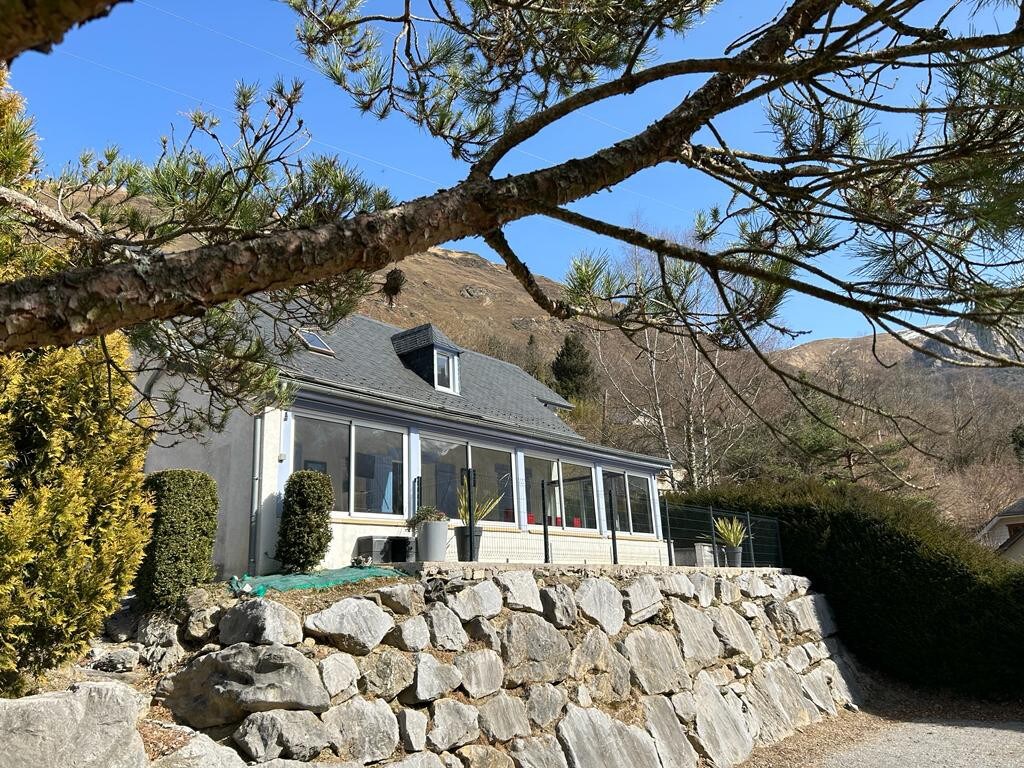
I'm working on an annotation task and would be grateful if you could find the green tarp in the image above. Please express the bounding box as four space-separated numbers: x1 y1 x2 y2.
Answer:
229 565 404 597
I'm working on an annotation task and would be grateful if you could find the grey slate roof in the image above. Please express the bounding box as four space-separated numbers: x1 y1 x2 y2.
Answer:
391 322 461 356
285 315 579 439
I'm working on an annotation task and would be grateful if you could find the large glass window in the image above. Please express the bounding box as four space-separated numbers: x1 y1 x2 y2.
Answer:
353 425 404 515
293 416 349 512
420 437 468 519
560 462 597 530
628 475 654 534
524 455 560 527
602 471 630 533
471 445 516 524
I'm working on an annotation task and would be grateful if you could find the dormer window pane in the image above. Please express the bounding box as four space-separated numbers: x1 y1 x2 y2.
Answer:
436 351 453 390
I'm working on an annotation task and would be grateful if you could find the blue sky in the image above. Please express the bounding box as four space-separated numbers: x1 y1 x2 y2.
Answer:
8 0 999 343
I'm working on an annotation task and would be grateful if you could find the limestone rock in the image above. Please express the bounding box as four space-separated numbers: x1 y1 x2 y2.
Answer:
454 649 504 699
785 646 811 674
457 745 514 768
90 647 139 673
620 626 691 695
658 573 696 599
377 583 426 615
786 594 837 638
768 574 795 601
508 735 569 768
764 600 798 640
233 709 335 762
688 573 715 608
574 578 624 635
137 613 179 648
141 641 186 673
428 698 480 752
669 598 722 672
743 659 820 744
501 612 571 686
389 755 446 768
320 652 360 700
539 584 577 629
801 666 839 716
567 628 631 704
478 692 531 742
447 580 503 622
493 571 543 613
322 696 399 764
556 704 660 768
622 575 663 625
219 598 303 646
466 616 501 650
670 691 697 723
0 681 148 768
425 602 470 652
359 647 416 701
715 578 741 605
160 643 330 728
525 683 566 727
152 732 247 768
304 598 395 655
399 708 429 752
387 615 432 652
184 606 220 643
105 605 139 643
691 672 753 768
643 695 699 768
409 652 464 702
708 605 762 665
736 573 771 599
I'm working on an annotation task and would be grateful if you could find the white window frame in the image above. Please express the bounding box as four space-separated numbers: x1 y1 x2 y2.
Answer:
523 455 600 533
418 432 518 526
434 350 459 394
292 409 409 520
523 451 563 529
600 469 657 537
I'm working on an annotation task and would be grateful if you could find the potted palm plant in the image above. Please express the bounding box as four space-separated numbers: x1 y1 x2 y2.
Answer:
714 517 748 568
455 486 502 561
406 506 449 562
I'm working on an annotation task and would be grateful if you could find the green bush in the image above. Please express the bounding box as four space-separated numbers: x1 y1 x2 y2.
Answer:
135 470 218 610
276 470 334 572
671 479 1024 699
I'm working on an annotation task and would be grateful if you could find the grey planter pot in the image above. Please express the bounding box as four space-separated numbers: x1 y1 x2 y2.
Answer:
726 546 743 568
416 521 449 562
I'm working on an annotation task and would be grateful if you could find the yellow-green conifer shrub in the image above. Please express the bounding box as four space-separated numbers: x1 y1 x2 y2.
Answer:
0 70 153 694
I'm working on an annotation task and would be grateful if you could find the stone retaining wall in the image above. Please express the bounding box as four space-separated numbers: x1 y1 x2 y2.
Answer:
10 567 863 768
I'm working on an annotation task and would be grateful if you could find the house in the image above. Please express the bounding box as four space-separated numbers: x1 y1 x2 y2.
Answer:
978 498 1024 563
146 315 672 577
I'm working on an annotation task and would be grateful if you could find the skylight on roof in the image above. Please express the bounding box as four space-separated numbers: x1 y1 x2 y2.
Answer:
296 329 334 356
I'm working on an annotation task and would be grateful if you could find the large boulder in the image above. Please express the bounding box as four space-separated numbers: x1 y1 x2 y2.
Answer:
508 735 569 768
690 672 753 768
447 580 503 622
322 696 399 764
398 708 429 752
477 692 531 742
786 594 837 638
427 698 480 752
0 681 148 768
622 575 663 625
743 659 820 744
89 647 139 673
233 709 336 762
619 626 691 695
501 612 571 686
688 573 715 608
556 704 660 768
642 695 699 768
424 603 469 652
151 733 247 768
377 583 425 615
386 615 431 652
493 571 543 613
457 745 514 768
454 649 504 698
708 605 762 665
567 628 631 704
319 652 360 700
525 683 566 727
574 578 624 636
219 598 303 646
670 598 722 672
137 613 185 673
304 598 395 655
539 584 577 629
359 647 416 701
407 652 463 702
160 643 330 728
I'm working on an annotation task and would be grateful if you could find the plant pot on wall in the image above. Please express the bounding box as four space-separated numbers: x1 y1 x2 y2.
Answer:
417 520 449 562
726 546 743 568
455 525 483 562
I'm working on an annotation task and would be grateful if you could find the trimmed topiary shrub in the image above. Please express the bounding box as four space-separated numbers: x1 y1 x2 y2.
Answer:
135 470 218 611
276 470 334 572
671 479 1024 699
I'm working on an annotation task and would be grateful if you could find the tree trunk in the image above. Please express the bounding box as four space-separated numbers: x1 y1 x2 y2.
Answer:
2 1 132 63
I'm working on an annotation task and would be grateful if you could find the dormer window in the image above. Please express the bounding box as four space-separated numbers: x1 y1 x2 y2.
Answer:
435 350 458 394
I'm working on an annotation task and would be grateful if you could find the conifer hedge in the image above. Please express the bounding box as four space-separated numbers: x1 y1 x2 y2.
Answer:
672 480 1024 699
276 470 334 572
135 470 218 610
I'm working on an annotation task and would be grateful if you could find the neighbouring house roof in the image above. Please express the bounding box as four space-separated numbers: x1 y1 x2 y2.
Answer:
996 498 1024 518
997 527 1024 555
279 315 668 469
